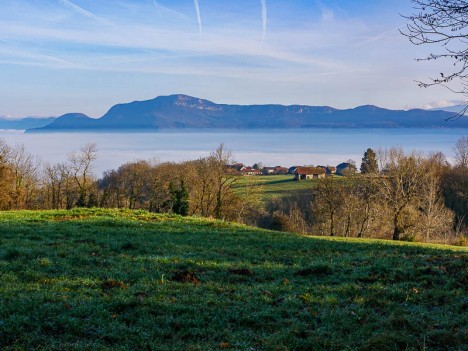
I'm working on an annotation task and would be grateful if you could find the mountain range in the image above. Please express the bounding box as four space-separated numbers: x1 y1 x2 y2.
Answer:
6 95 468 132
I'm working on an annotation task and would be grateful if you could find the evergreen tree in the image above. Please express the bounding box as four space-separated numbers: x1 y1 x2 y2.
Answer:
171 180 189 216
87 192 99 208
360 148 378 174
76 191 87 208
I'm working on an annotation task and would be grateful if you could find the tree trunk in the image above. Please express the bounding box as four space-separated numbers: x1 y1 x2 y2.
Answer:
215 191 222 219
345 213 351 237
357 203 370 238
215 183 222 219
393 213 402 240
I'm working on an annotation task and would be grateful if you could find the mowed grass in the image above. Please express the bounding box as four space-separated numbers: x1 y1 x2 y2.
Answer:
0 208 467 351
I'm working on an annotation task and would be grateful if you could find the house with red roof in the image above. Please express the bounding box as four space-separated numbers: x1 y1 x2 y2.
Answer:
274 166 289 175
240 167 262 176
294 166 326 180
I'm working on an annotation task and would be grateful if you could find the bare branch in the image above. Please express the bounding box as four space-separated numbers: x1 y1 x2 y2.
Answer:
402 0 468 104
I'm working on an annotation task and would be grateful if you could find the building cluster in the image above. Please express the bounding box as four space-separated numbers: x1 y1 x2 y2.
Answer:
229 162 356 180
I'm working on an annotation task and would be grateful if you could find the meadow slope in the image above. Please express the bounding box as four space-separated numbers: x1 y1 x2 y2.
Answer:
0 209 466 350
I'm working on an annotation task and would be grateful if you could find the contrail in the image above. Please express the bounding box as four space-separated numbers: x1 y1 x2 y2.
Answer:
193 0 202 36
261 0 267 42
57 0 109 24
58 0 96 19
151 1 188 19
153 0 162 18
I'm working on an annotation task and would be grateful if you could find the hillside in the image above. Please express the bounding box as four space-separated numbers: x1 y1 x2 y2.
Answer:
27 94 468 132
431 104 468 116
0 117 56 130
0 209 466 350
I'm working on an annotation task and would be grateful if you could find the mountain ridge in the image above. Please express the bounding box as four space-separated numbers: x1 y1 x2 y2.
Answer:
26 94 468 132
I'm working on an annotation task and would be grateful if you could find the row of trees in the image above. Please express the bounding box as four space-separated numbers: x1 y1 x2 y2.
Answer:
0 142 101 211
0 141 262 223
98 144 262 222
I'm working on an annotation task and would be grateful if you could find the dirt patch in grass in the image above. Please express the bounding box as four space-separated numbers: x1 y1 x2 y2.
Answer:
101 279 128 291
121 242 137 250
171 270 201 284
294 264 332 276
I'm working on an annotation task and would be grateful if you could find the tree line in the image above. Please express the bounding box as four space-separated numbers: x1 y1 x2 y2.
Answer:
0 142 261 223
0 137 467 244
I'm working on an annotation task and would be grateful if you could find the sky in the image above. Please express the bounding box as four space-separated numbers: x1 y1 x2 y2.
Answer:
0 0 462 118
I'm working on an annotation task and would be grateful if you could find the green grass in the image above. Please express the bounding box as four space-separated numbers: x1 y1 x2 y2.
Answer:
235 175 318 200
235 175 352 201
0 208 467 350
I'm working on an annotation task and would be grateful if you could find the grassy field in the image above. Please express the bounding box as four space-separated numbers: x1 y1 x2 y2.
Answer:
236 175 318 201
0 208 467 350
235 175 351 201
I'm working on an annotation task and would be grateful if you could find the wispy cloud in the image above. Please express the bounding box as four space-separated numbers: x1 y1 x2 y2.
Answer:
359 26 401 44
0 44 81 69
321 8 334 22
260 0 267 42
57 0 110 25
153 0 162 18
193 0 202 36
0 21 349 69
151 1 188 20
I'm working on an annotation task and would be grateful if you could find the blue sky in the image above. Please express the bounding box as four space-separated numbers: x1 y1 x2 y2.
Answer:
0 0 461 118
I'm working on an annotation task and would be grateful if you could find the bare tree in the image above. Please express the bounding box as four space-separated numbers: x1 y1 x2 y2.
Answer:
376 148 426 240
231 176 263 225
0 139 9 162
188 157 217 217
0 139 13 209
183 144 243 220
314 176 344 236
9 144 41 209
454 136 468 167
44 162 63 209
68 143 97 207
147 162 177 213
120 160 153 209
417 159 454 240
351 177 379 238
209 144 239 220
441 163 468 227
99 169 124 208
43 162 79 209
401 0 468 113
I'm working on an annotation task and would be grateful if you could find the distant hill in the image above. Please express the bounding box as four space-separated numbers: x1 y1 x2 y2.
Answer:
0 117 56 130
26 95 468 132
430 104 468 116
30 113 96 130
